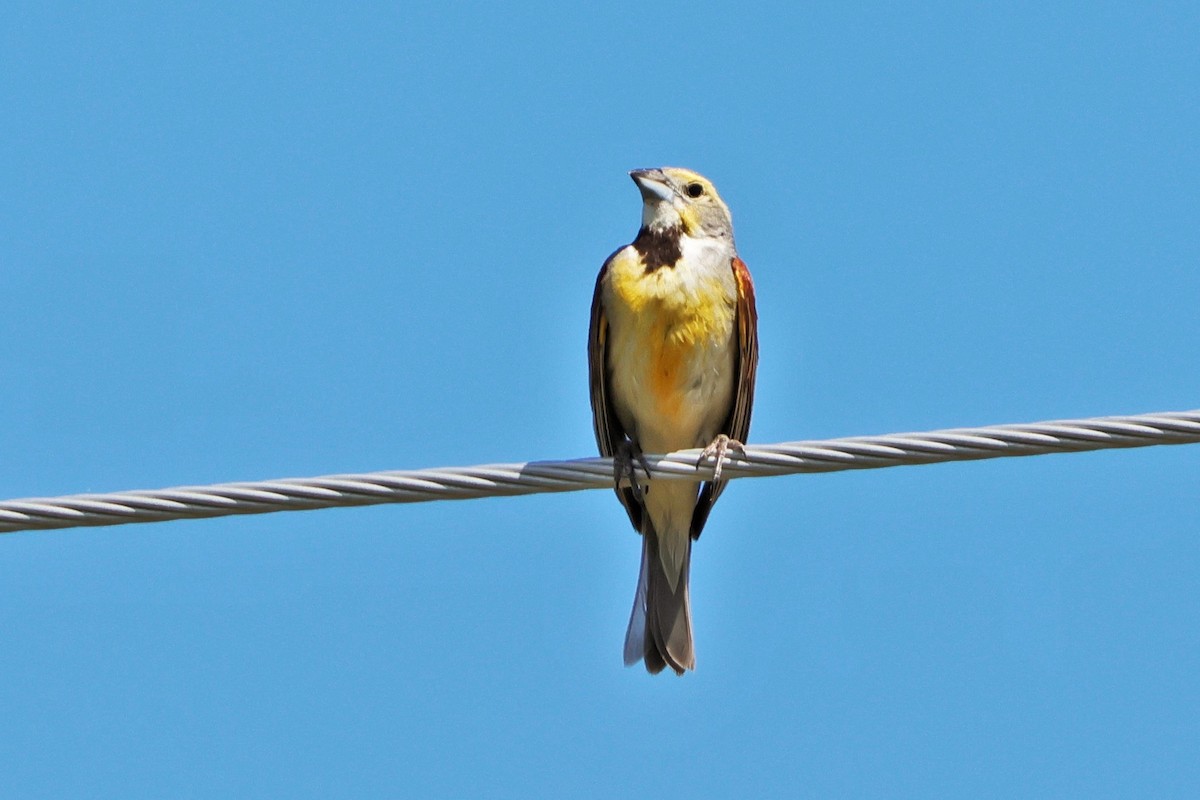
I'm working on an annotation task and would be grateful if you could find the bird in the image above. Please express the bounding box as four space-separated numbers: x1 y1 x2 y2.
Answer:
588 167 758 675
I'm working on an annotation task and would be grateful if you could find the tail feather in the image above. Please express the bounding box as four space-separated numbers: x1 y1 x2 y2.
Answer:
623 523 694 675
623 547 650 668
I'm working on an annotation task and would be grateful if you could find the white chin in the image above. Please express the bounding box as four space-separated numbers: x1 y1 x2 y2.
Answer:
641 202 682 230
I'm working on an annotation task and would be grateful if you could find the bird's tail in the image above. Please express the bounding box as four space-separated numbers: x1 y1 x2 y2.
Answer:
623 521 694 675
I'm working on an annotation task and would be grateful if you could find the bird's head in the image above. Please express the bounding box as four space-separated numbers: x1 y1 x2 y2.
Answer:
630 167 733 241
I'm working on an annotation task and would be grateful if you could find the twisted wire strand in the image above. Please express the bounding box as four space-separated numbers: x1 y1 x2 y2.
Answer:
2 409 1197 534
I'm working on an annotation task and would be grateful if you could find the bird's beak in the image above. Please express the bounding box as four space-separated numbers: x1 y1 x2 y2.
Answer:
630 168 674 203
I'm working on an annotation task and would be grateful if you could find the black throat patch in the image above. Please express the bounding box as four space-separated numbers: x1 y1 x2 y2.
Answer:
632 226 683 272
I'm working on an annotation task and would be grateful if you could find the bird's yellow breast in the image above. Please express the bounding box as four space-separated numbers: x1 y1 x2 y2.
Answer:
605 247 737 449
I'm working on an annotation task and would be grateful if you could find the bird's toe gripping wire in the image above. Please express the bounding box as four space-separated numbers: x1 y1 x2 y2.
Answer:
614 440 653 502
698 434 747 483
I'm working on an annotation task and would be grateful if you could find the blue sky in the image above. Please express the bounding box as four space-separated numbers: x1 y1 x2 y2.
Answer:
4 2 1199 796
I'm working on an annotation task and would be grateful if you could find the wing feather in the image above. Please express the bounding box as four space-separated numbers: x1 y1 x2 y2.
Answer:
589 251 644 532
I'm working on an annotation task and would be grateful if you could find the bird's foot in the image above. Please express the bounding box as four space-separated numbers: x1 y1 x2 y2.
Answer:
614 441 652 502
698 434 746 483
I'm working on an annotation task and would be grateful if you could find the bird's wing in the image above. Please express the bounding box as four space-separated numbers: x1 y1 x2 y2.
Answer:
691 255 759 538
589 250 644 533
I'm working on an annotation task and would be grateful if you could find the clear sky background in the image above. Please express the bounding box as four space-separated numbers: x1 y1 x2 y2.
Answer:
4 2 1199 797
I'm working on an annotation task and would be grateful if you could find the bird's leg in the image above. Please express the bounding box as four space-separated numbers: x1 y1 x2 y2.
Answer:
698 434 746 483
614 439 652 502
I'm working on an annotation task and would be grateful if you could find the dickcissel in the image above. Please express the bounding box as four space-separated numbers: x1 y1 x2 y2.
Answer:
588 167 758 674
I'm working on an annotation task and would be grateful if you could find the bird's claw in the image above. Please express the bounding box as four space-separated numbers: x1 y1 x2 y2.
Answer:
614 441 652 502
698 434 746 483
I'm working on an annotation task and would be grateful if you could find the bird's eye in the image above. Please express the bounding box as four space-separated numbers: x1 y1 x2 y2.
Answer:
686 182 704 198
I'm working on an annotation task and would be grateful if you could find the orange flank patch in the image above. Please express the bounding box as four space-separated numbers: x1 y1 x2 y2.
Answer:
647 315 688 419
